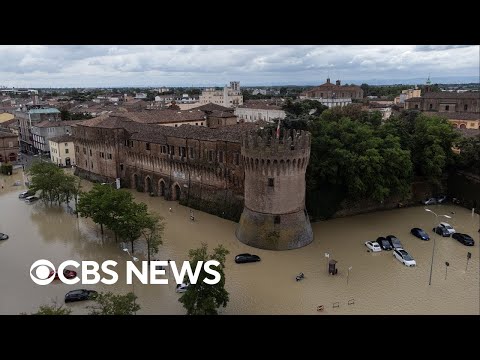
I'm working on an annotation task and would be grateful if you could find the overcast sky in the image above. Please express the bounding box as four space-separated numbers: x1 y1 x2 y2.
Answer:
0 45 478 88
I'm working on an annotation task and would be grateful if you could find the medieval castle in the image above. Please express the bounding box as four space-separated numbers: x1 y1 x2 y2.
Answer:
72 110 313 250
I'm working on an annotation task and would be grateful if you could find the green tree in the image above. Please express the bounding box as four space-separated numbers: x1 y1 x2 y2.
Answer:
456 135 480 175
138 213 165 264
27 303 72 315
88 292 140 315
179 243 229 315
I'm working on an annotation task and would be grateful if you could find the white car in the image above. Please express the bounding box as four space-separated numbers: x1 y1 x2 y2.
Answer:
393 249 416 267
439 222 455 235
176 283 189 293
365 241 381 252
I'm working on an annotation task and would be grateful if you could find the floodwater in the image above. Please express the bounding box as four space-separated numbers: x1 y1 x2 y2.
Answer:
1 169 479 315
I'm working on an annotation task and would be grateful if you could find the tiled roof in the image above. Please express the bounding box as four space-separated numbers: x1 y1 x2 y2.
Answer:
191 103 233 112
33 120 82 128
208 110 237 118
0 130 16 138
74 115 133 129
443 112 480 121
423 92 480 99
49 134 75 143
238 100 283 110
121 109 207 124
456 128 480 138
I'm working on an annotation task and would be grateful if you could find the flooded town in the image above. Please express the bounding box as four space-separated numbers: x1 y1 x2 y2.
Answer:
0 45 479 315
0 169 478 315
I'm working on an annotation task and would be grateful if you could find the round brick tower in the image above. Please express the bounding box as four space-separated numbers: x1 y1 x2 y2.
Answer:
236 128 313 250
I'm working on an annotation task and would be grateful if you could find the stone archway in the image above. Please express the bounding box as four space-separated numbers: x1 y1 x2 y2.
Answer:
132 174 140 190
171 183 181 201
145 176 153 193
158 179 166 197
459 123 467 129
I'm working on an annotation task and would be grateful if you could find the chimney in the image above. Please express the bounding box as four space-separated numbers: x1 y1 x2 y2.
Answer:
336 80 341 86
326 78 330 84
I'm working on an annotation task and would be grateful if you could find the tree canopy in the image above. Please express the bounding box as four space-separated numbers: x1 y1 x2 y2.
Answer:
88 292 140 315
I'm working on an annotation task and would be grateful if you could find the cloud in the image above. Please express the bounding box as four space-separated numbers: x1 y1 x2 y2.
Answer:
0 45 478 87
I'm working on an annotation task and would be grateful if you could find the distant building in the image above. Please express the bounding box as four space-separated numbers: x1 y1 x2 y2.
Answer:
135 93 148 99
394 87 421 105
235 100 286 123
299 78 363 108
31 120 80 155
0 130 19 163
15 107 61 153
199 81 243 108
367 101 394 121
49 134 75 167
252 89 267 96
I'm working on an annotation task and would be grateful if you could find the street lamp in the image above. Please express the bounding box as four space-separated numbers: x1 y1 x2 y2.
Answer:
122 247 139 314
425 208 452 286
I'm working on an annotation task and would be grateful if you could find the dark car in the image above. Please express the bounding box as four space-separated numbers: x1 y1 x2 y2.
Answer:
386 235 403 249
65 289 98 303
452 233 475 246
235 253 261 264
410 228 430 241
423 197 437 205
376 236 393 250
433 226 450 237
0 233 9 241
436 195 448 204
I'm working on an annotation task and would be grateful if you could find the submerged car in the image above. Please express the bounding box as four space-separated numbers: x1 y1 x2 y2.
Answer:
423 198 437 205
386 235 403 249
24 196 39 204
176 283 189 293
433 226 450 237
64 289 98 303
19 190 35 199
235 253 261 264
393 249 416 267
0 233 9 241
452 233 475 246
436 195 448 204
410 228 430 241
365 241 381 252
376 237 393 250
49 269 78 280
439 222 456 235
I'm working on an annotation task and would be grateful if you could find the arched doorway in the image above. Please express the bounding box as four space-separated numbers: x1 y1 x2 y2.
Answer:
65 157 71 166
172 183 181 201
145 176 152 193
133 174 139 190
459 123 467 129
9 153 16 162
159 180 166 196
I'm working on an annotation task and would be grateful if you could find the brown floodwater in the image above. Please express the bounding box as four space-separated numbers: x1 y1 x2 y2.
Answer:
1 169 479 315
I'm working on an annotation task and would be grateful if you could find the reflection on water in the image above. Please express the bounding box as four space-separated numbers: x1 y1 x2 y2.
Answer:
1 170 479 314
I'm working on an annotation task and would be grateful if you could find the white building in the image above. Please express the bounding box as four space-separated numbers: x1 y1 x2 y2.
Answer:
199 81 243 108
235 100 285 123
49 134 75 167
135 93 148 99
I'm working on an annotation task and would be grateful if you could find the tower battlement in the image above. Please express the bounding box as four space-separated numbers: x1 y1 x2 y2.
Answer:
242 129 310 157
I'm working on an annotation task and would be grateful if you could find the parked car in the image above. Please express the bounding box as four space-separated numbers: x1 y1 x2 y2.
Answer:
64 289 98 303
49 269 78 280
439 222 456 235
452 233 475 246
0 233 9 241
423 198 437 205
365 241 381 252
24 196 39 203
376 236 393 250
436 195 448 204
386 235 403 249
176 283 189 293
393 249 416 267
235 253 261 264
19 190 35 199
410 228 430 241
433 226 451 237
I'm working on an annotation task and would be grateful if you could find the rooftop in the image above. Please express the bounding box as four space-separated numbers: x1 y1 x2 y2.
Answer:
191 103 234 113
456 128 480 138
423 92 480 99
238 100 283 110
0 130 16 138
33 120 82 128
49 134 75 143
28 108 60 114
123 109 206 124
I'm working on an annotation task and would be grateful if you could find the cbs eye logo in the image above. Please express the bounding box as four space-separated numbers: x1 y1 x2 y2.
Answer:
29 259 56 285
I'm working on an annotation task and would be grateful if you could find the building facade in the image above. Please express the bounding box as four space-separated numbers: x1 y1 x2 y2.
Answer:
235 100 286 123
0 131 19 163
199 81 243 108
15 107 61 153
299 78 363 108
394 87 421 105
49 135 75 167
71 114 314 250
31 120 80 154
404 92 479 129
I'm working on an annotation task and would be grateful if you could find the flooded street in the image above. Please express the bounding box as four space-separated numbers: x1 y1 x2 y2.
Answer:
1 169 479 315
